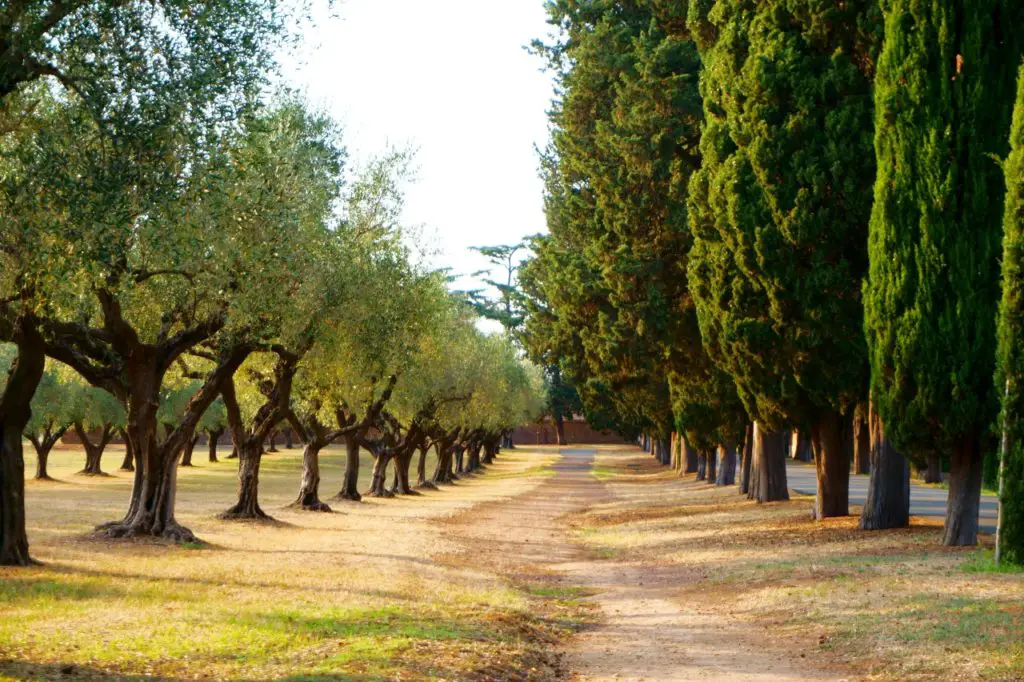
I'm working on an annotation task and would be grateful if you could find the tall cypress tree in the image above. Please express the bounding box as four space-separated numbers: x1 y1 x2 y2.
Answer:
686 1 880 514
866 2 1024 546
996 63 1024 565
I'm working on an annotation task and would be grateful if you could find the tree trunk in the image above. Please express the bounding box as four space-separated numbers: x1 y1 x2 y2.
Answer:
482 441 495 465
284 428 294 449
180 434 198 467
292 440 331 512
681 435 698 475
207 428 223 463
367 451 394 497
658 438 671 466
696 450 707 481
716 445 737 486
853 415 870 475
809 409 850 519
556 416 566 446
221 440 269 519
466 444 482 473
34 442 53 480
739 424 754 495
0 330 44 566
75 422 111 476
751 423 789 503
705 448 717 482
860 404 910 530
432 444 455 485
335 435 362 501
943 435 983 546
390 449 416 495
791 430 813 462
119 428 135 471
455 444 466 474
922 454 942 484
670 432 679 471
419 444 438 489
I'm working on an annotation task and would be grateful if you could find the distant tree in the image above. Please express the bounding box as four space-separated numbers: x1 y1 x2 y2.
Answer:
68 383 125 477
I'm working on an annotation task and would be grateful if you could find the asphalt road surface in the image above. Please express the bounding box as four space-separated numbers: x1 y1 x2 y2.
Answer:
786 461 998 533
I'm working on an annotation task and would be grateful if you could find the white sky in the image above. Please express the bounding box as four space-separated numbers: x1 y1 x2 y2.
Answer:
283 1 555 296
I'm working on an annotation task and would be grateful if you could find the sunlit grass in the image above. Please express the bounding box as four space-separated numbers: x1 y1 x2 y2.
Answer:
575 448 1024 682
2 444 575 680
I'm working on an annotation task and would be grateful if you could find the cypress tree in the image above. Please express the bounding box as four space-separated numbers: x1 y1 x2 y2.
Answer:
996 63 1024 565
686 1 880 514
865 2 1024 546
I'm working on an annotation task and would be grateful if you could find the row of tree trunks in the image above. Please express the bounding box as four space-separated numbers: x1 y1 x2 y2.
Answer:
860 404 910 530
0 324 45 566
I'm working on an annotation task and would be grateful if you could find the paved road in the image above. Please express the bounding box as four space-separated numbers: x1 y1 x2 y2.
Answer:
786 461 998 533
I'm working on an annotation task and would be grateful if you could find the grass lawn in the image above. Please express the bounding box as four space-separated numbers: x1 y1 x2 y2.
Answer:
572 449 1024 682
2 444 579 681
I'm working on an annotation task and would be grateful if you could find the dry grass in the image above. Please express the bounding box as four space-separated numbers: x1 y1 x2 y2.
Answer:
572 448 1024 682
1 444 580 681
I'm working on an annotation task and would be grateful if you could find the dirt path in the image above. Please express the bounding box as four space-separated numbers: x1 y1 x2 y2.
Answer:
447 448 845 682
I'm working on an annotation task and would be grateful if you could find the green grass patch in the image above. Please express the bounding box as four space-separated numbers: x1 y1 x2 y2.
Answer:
961 549 1024 574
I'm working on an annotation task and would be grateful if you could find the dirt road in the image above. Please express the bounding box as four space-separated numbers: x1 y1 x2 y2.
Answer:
447 448 843 681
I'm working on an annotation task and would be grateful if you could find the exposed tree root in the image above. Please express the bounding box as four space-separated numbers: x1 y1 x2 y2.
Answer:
94 520 199 544
288 499 333 513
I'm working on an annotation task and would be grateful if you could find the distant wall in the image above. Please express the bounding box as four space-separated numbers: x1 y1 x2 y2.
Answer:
511 421 627 446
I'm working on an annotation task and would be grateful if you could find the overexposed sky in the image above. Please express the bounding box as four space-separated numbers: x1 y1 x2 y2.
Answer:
283 1 554 294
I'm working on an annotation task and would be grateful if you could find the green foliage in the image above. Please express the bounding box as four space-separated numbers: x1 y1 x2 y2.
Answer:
865 1 1024 458
996 62 1024 565
525 0 735 442
686 0 880 431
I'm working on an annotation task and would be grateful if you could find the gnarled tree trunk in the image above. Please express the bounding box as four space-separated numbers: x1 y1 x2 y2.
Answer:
0 328 45 566
292 440 331 512
418 443 436 489
810 409 850 519
390 448 416 495
751 423 789 503
367 450 394 497
705 448 717 482
29 426 67 481
335 435 362 501
75 422 112 476
221 440 268 519
860 404 910 530
943 435 983 546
